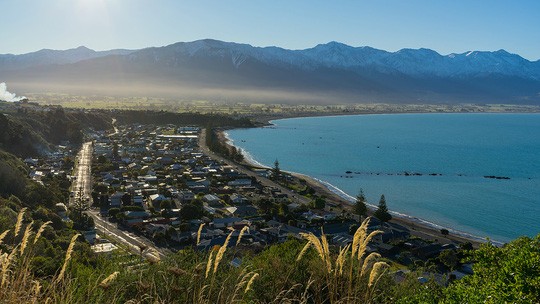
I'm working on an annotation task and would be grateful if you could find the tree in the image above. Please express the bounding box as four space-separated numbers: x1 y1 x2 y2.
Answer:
272 159 281 180
354 189 368 218
374 194 392 223
438 249 459 270
112 142 119 159
179 204 203 220
121 193 132 206
160 199 172 210
443 235 540 303
310 197 326 210
108 208 120 218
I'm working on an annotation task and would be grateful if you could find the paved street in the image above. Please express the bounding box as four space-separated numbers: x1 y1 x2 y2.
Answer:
71 141 168 261
69 142 93 208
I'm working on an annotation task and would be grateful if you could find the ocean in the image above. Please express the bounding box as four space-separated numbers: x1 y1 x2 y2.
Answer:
226 113 540 243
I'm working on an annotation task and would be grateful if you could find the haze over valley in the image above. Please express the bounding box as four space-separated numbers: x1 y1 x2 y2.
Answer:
2 39 540 104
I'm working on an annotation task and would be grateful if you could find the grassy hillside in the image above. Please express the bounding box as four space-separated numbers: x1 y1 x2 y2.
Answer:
1 212 539 303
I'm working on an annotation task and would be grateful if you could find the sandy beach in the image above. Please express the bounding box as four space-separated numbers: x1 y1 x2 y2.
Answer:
291 172 485 247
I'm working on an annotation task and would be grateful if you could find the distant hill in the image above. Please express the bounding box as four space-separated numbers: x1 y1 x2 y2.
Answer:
1 39 540 104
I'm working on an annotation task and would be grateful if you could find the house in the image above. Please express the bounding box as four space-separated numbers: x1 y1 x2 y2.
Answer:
124 211 151 219
228 178 252 187
170 163 183 171
203 194 221 207
82 230 97 244
110 192 125 208
170 229 192 243
149 194 167 208
230 193 248 205
133 195 144 207
224 206 258 217
187 179 210 192
178 190 195 203
212 217 243 229
273 193 289 203
287 202 300 211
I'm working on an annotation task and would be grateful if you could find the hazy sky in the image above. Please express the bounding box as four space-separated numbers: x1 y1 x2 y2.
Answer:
2 0 540 60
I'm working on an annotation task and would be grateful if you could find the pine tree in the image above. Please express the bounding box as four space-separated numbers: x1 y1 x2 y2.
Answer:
272 159 281 180
354 189 368 218
374 194 392 223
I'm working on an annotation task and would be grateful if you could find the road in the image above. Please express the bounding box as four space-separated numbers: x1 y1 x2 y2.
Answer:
69 142 93 208
199 129 311 205
71 141 168 261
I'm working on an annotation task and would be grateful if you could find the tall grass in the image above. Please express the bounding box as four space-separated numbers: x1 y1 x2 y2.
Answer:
1 210 391 303
297 217 389 303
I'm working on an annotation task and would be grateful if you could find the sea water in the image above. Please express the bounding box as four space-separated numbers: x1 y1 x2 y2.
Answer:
226 113 540 242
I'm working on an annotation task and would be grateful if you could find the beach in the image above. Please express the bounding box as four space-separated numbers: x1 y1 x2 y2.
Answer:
220 129 487 248
292 172 485 247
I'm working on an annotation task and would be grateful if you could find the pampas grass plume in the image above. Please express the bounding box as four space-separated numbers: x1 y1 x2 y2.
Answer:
244 273 259 293
34 221 52 245
213 231 233 274
196 223 205 245
14 208 27 237
19 221 34 255
57 233 79 282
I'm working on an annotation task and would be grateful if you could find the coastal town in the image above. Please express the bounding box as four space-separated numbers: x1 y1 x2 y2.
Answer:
24 121 475 282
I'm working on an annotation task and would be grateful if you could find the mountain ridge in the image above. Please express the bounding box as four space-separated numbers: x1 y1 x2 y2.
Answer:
1 39 539 104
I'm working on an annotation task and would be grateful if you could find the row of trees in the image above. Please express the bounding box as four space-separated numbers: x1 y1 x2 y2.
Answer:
353 189 392 223
205 127 244 162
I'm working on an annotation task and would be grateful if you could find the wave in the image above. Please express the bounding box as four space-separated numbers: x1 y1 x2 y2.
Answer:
307 175 502 245
223 132 270 169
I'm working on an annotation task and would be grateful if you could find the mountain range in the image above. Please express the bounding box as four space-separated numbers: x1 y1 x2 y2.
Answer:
2 39 540 104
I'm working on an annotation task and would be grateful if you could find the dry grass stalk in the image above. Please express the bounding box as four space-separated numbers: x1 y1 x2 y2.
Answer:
232 270 253 297
360 252 381 277
320 232 332 273
236 226 249 246
335 244 351 276
33 221 52 245
296 239 312 262
357 230 383 261
213 231 233 274
351 218 371 258
0 229 10 246
368 262 388 287
205 250 214 279
145 248 161 264
298 232 332 273
57 233 79 282
99 271 119 289
196 223 205 245
14 208 27 237
168 267 188 277
32 280 42 300
20 221 34 255
1 247 18 287
244 273 259 293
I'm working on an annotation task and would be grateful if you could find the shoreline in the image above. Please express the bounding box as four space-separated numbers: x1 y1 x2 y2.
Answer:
247 104 540 127
289 172 489 248
221 128 490 248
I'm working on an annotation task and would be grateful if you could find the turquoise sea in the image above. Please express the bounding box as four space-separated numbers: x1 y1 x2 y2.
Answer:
226 113 540 243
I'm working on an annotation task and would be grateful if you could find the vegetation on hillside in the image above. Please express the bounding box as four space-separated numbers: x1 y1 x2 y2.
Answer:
115 110 254 128
2 209 539 303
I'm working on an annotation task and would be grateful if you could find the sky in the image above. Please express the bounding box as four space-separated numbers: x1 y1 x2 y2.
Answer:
2 0 540 61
